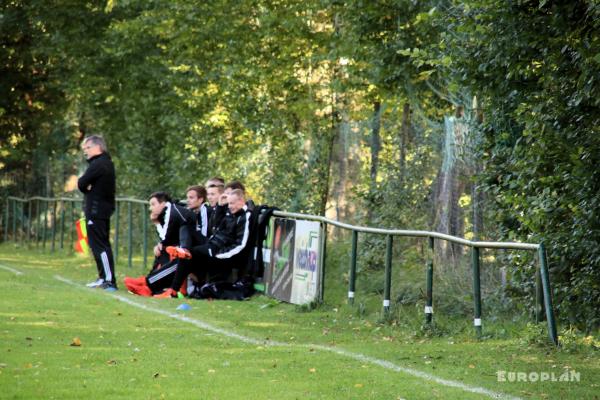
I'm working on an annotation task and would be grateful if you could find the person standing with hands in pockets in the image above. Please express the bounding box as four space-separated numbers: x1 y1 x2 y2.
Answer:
78 135 117 291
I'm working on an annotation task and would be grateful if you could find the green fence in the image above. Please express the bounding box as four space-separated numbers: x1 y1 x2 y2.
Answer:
2 196 151 271
273 210 558 346
1 196 558 345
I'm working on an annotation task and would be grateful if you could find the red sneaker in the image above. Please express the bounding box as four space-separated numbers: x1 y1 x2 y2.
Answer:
153 288 177 298
124 276 145 288
166 246 192 261
124 277 140 292
131 282 152 297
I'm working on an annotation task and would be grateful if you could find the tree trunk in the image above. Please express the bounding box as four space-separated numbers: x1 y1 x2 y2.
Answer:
399 102 410 184
367 101 381 222
370 101 381 185
331 108 349 222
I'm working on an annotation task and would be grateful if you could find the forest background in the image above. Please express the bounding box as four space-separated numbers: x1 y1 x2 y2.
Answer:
1 0 599 331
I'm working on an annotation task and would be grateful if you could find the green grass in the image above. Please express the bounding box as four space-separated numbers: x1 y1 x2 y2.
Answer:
0 243 598 399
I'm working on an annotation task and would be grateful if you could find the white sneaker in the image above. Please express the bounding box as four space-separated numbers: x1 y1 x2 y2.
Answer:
86 278 105 288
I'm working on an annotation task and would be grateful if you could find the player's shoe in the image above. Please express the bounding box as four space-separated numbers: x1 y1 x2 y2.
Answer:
165 246 192 260
100 281 118 292
86 278 104 288
131 282 152 297
153 288 177 298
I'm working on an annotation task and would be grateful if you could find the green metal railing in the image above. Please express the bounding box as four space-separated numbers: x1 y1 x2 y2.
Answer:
2 196 151 271
0 196 558 345
273 210 558 346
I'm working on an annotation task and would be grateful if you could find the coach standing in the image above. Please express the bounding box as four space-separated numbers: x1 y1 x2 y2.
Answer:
77 135 117 291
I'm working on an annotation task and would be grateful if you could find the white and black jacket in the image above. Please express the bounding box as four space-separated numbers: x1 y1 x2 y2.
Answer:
208 205 252 259
155 202 195 249
191 204 209 244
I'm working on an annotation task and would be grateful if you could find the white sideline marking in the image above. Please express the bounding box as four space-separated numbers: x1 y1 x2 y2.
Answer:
0 263 24 275
55 275 521 400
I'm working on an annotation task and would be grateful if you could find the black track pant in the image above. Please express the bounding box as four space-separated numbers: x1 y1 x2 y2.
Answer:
146 258 179 294
86 217 116 284
170 244 235 291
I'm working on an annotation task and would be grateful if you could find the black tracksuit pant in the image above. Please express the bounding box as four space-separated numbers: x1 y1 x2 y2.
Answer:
87 217 116 284
170 244 238 291
145 250 179 294
144 233 207 294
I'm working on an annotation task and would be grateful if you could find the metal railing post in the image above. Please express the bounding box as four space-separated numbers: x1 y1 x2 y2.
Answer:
472 246 482 337
12 198 17 241
535 266 544 323
318 222 327 303
383 234 393 315
425 236 434 324
142 204 148 270
127 201 133 269
35 199 40 247
51 200 57 252
42 200 48 249
70 201 76 248
538 243 559 345
3 197 8 241
20 201 25 246
114 201 120 262
27 200 33 244
348 230 358 305
60 200 65 249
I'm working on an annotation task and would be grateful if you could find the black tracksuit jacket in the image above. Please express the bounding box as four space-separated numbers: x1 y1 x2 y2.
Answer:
207 205 252 259
191 204 209 244
207 204 227 237
155 202 196 249
77 152 116 219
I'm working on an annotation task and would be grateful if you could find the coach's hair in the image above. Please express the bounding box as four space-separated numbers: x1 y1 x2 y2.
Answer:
186 185 207 201
149 191 171 203
83 135 108 152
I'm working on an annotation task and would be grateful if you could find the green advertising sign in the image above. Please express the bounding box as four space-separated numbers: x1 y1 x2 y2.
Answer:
263 218 321 305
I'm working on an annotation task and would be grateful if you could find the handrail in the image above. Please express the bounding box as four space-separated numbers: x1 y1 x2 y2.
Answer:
274 210 539 250
8 195 147 205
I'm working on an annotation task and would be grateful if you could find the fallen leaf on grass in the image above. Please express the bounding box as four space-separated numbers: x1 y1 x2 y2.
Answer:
309 368 316 373
468 364 476 369
354 384 363 388
106 360 117 365
70 338 82 347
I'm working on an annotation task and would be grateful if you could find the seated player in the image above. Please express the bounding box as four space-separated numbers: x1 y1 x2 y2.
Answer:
205 177 225 237
123 191 195 296
186 185 209 245
155 188 252 298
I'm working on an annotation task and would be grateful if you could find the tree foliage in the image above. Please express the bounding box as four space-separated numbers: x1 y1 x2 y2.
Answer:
1 0 599 329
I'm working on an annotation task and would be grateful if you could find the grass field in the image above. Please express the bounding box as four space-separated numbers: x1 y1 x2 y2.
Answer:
0 243 598 399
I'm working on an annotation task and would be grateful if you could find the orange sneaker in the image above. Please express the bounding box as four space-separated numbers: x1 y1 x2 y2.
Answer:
124 276 145 287
165 246 192 261
153 288 177 298
131 282 152 297
124 277 140 292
